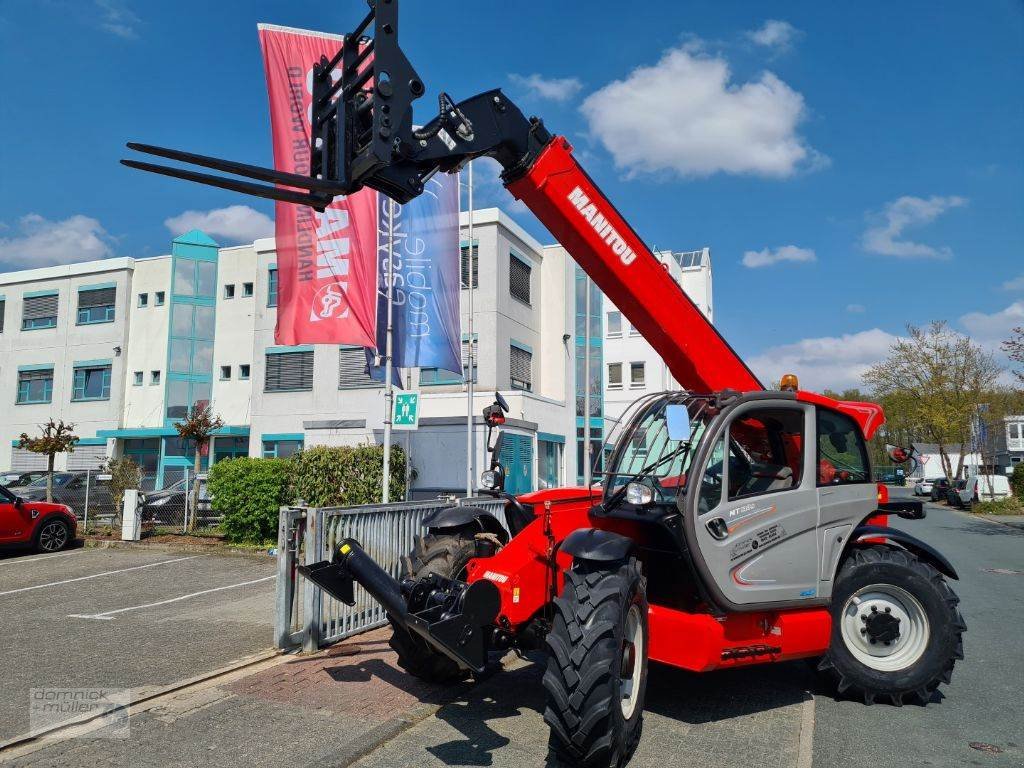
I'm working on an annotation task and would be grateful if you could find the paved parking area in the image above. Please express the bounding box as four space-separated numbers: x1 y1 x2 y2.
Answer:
0 545 277 743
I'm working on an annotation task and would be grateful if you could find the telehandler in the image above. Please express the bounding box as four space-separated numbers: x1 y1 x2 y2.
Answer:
123 3 966 765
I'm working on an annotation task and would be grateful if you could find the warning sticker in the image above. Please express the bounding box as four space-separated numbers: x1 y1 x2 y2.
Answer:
729 523 787 561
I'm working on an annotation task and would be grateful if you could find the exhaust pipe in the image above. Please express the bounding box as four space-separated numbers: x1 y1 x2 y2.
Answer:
298 539 500 673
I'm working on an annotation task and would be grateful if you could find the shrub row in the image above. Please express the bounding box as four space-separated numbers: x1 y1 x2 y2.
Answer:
208 444 407 544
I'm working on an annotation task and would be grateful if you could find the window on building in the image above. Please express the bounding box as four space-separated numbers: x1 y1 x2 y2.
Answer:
607 311 622 337
509 253 531 304
338 347 381 389
220 365 232 380
154 291 165 306
224 284 235 299
150 370 161 385
817 408 870 487
173 259 217 298
420 339 477 386
133 371 144 386
510 344 532 391
77 287 116 325
262 439 304 458
242 282 253 297
21 294 58 330
72 364 112 401
630 362 645 388
268 267 279 307
138 293 149 308
17 368 54 404
239 364 251 380
460 244 479 289
628 322 640 336
265 349 314 392
607 362 623 390
0 298 5 333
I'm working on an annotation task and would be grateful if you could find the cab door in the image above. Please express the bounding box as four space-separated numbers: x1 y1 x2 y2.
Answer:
687 399 821 607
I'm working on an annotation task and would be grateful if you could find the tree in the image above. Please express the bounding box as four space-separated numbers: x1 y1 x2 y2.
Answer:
173 405 223 529
863 322 1002 482
18 420 79 502
1004 326 1024 387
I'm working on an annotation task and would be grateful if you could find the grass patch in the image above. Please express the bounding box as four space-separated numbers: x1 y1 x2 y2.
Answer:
973 498 1023 515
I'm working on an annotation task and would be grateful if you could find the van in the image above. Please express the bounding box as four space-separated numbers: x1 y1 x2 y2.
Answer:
951 474 1012 508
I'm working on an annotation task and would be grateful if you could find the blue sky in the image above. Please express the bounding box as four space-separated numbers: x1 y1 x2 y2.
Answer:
1 0 1021 389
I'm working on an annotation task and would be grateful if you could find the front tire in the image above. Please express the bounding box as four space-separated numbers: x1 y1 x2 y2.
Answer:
543 557 648 768
34 518 71 553
820 545 965 705
388 530 477 683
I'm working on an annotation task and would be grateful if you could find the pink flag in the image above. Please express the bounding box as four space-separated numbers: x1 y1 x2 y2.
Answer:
258 24 378 347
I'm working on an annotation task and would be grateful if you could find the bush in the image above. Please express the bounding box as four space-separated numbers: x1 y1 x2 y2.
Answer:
292 444 406 507
1011 463 1024 501
974 498 1023 516
209 457 295 543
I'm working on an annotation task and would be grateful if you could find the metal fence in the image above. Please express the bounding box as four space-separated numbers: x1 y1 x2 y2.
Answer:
276 497 507 652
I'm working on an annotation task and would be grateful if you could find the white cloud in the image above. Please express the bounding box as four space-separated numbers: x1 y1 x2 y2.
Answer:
846 303 866 314
508 73 583 103
747 20 800 51
748 328 901 391
164 205 274 244
95 0 141 39
1002 274 1024 291
0 213 115 269
960 301 1024 343
741 244 815 268
580 43 823 179
467 157 530 216
862 195 967 259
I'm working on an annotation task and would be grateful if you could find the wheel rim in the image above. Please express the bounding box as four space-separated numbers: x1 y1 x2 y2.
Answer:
620 603 644 719
39 522 68 552
840 583 930 672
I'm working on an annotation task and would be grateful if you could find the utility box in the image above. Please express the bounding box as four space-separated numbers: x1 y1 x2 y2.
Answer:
122 489 141 541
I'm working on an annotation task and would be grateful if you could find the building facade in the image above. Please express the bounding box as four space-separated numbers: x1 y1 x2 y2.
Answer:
0 209 579 496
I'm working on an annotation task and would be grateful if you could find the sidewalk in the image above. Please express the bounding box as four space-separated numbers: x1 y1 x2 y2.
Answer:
2 626 814 768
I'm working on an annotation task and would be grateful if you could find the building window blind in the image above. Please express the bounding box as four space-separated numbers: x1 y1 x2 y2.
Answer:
22 294 58 330
509 253 531 304
460 244 479 289
510 345 532 391
338 347 381 389
0 299 5 333
264 350 314 392
77 287 116 324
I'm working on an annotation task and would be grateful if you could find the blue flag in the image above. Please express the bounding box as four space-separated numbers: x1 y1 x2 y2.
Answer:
366 173 462 386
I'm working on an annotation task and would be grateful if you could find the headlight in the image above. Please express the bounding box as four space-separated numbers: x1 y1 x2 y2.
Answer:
626 482 654 506
150 496 170 507
480 470 499 490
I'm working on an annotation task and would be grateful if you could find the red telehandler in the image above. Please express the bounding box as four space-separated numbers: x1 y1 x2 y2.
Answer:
123 3 965 765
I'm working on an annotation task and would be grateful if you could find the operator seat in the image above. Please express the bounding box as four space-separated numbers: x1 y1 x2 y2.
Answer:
738 465 794 496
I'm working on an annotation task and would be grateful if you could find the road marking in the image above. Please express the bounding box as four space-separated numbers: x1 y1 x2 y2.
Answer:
0 550 82 567
796 691 815 768
68 575 276 620
0 556 201 597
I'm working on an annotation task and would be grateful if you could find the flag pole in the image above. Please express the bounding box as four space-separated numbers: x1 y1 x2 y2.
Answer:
382 198 395 504
466 162 476 497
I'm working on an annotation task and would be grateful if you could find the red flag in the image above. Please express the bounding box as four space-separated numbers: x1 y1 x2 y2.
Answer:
258 24 378 347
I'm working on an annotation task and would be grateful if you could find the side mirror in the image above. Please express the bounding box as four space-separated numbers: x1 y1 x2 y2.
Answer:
885 444 914 464
665 404 691 442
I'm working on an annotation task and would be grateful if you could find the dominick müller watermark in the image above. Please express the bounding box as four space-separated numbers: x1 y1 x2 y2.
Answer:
29 688 131 739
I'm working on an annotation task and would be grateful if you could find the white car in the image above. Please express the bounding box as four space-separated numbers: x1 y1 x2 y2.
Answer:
914 477 939 496
950 474 1012 508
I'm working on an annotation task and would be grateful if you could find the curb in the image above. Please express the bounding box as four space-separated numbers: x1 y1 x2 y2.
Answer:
0 648 285 757
949 507 1024 531
81 538 275 559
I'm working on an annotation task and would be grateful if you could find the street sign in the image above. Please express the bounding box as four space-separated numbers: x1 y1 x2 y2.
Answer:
393 392 420 430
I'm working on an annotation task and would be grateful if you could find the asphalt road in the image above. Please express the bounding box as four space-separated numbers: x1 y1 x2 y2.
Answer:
0 545 277 743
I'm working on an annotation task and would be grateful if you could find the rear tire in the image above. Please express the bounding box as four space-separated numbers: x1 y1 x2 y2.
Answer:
388 530 477 683
820 545 965 705
543 557 648 768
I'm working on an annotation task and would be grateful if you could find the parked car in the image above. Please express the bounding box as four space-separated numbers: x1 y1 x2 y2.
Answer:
0 471 48 488
7 472 114 520
929 477 952 502
139 474 212 525
914 477 940 496
946 479 967 507
0 484 78 552
950 475 1013 509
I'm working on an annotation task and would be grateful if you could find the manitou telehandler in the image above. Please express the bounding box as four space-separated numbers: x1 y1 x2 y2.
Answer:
123 3 966 765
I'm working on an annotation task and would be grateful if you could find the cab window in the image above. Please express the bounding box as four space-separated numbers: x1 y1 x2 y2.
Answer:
727 408 805 501
816 409 869 485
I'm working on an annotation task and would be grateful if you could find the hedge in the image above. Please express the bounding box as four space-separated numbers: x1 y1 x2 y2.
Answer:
292 444 406 507
208 457 295 544
1012 463 1024 501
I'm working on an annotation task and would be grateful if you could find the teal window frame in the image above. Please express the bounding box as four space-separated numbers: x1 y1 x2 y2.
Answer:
133 371 144 386
151 370 161 385
268 267 279 307
72 364 112 401
22 316 57 331
154 291 165 306
262 438 303 458
17 368 54 404
77 304 115 325
239 364 251 380
220 365 231 380
242 282 254 298
138 293 149 308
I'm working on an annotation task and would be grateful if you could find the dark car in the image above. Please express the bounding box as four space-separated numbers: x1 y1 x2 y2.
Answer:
0 484 78 552
0 471 48 488
929 477 952 502
140 474 211 525
7 472 115 520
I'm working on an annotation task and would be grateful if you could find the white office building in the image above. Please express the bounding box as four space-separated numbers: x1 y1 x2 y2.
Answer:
601 247 713 431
